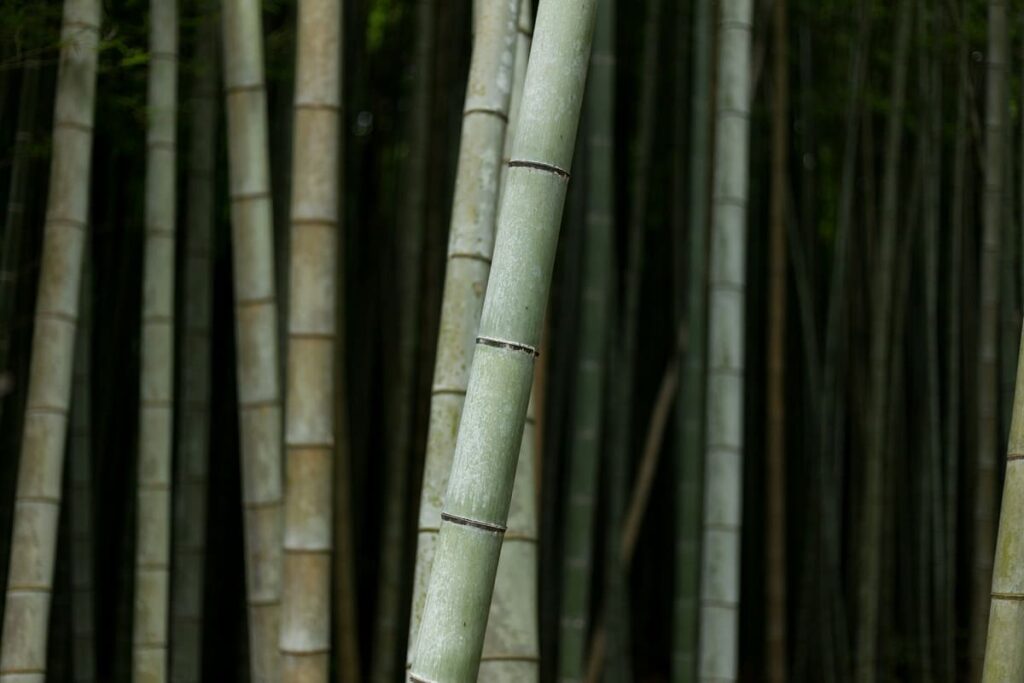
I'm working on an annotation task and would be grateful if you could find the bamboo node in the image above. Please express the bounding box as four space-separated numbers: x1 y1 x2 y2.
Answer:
507 159 570 179
476 335 539 357
441 511 506 535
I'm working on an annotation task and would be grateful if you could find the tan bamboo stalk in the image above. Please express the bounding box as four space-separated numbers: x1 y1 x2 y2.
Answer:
698 0 753 678
169 12 217 683
405 0 519 671
70 258 95 683
134 0 179 679
981 326 1024 680
479 8 540 678
221 0 284 677
0 0 101 677
279 0 341 678
971 1 1007 678
766 0 788 677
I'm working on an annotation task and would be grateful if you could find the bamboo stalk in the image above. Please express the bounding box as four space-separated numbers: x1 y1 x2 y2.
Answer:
479 4 540 680
133 0 179 679
169 11 216 683
0 0 102 676
405 0 519 672
697 0 754 678
70 258 95 683
970 1 1007 678
980 324 1024 680
409 1 598 678
557 0 614 678
221 0 284 677
279 0 342 677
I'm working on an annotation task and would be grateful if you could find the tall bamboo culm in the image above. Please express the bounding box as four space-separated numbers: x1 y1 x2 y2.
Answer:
70 258 95 683
405 0 519 671
221 0 284 678
370 0 433 673
674 0 712 679
134 0 178 678
698 0 752 679
0 0 101 677
170 12 217 683
480 3 540 679
971 2 1007 680
766 0 788 677
556 0 613 676
981 325 1024 680
410 0 598 679
280 0 341 678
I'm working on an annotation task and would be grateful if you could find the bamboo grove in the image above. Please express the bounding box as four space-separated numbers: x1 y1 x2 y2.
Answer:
8 0 1024 681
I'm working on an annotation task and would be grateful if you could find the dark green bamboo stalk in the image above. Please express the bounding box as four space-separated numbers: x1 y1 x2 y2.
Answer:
970 2 1007 678
856 3 911 681
556 0 613 678
410 1 598 679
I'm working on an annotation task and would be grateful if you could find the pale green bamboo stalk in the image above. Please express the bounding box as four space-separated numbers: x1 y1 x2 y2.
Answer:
674 0 711 676
405 0 519 672
169 13 217 683
479 5 539 679
221 0 284 677
697 0 753 680
981 324 1024 680
409 1 598 679
971 2 1007 679
134 0 179 679
70 258 95 683
279 0 341 678
856 4 911 681
0 0 101 677
556 1 613 679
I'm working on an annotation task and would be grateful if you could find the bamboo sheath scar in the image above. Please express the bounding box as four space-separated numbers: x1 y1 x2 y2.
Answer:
0 0 101 678
280 0 341 678
698 0 753 680
134 0 179 680
222 0 283 679
410 1 598 680
407 0 519 672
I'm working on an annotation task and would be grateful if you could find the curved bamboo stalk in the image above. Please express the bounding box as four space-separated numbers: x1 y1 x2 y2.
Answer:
133 0 179 678
405 0 519 672
410 2 598 679
674 0 712 675
70 258 95 683
557 0 613 678
169 12 217 683
971 1 1007 678
697 0 753 679
981 325 1024 680
279 0 341 678
221 0 284 678
0 0 102 677
479 4 540 681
